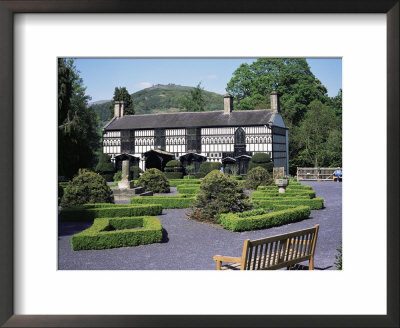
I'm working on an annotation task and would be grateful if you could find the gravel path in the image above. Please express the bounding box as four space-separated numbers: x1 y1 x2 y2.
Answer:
58 181 342 270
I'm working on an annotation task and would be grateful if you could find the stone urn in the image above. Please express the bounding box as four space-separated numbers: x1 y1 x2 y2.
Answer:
275 178 289 193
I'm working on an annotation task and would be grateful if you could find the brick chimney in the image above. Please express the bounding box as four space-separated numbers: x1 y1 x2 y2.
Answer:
224 93 233 114
270 91 280 112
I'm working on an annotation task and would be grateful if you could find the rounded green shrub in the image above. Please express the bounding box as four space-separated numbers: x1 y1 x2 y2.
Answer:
194 162 222 179
60 170 114 207
136 168 170 193
188 170 252 222
248 153 274 172
130 166 143 179
95 153 115 182
245 166 273 190
164 160 183 179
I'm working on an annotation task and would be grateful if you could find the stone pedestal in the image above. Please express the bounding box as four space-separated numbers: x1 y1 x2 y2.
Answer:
275 178 289 193
118 160 131 189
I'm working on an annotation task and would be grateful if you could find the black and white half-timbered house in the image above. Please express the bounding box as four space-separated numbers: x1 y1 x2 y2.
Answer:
102 92 289 175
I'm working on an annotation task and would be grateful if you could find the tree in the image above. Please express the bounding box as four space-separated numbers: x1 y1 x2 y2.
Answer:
226 58 329 125
109 86 134 118
58 58 100 179
245 166 273 190
292 100 340 168
181 82 206 112
95 153 115 182
328 88 342 120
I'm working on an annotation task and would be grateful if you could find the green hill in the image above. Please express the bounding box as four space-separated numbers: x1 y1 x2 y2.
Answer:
90 84 224 124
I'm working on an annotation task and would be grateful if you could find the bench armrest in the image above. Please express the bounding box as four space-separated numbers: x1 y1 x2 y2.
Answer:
213 255 243 270
213 255 242 263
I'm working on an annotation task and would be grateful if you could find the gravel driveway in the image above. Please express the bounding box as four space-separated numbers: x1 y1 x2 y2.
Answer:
58 181 342 270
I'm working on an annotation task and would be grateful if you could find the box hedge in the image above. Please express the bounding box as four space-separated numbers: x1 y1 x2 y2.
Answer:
255 198 324 210
257 184 312 191
71 216 162 250
219 206 311 232
131 195 195 209
176 185 200 194
60 203 163 221
165 172 184 179
184 175 195 180
252 190 316 199
169 179 202 187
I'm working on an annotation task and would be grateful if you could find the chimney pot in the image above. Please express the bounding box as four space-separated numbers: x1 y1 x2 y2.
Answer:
224 93 233 114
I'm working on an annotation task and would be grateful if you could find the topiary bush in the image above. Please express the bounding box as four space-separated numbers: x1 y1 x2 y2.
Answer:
194 162 222 178
244 166 273 190
164 160 183 179
95 153 115 182
188 170 252 222
130 166 143 179
248 153 274 172
60 170 114 208
136 168 170 193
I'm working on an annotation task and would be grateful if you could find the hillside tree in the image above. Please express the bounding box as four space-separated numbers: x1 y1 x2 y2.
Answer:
181 82 206 112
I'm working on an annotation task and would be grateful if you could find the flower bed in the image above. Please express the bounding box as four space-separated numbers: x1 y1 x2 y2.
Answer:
60 203 163 221
71 216 162 250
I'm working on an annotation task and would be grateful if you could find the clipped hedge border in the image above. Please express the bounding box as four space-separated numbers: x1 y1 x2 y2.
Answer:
165 172 183 179
252 190 316 199
219 206 311 232
176 185 200 194
257 185 312 191
60 203 163 221
255 198 324 210
131 195 195 209
169 179 202 187
184 175 196 180
71 216 163 250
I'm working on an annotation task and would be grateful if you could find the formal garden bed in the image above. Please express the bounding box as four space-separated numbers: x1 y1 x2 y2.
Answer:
71 216 163 250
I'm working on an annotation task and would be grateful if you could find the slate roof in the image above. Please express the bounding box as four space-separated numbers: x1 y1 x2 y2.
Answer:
104 110 275 130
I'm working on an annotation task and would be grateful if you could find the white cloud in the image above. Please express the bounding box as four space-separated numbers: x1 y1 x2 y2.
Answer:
137 82 153 89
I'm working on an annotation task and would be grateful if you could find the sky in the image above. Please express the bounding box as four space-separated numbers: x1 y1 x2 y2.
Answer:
73 58 342 103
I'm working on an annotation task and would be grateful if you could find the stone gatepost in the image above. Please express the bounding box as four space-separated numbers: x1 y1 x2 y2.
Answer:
118 160 133 189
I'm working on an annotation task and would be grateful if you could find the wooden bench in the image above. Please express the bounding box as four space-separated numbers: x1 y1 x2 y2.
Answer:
213 225 319 270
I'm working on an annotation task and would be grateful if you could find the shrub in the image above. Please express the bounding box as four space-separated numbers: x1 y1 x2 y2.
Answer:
164 160 184 179
137 168 170 193
248 153 274 172
95 153 115 182
60 203 163 221
188 170 252 222
194 162 222 179
245 166 273 190
60 171 114 208
71 216 162 250
130 166 143 179
219 206 310 232
131 195 195 209
113 170 122 182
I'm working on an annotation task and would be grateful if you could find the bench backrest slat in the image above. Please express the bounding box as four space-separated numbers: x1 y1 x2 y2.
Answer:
242 225 319 270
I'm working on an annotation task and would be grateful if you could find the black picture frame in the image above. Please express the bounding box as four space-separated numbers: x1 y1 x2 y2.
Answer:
0 1 398 327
